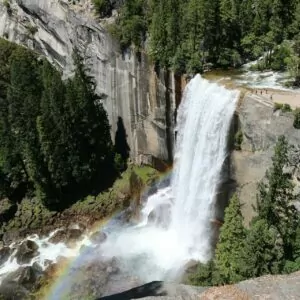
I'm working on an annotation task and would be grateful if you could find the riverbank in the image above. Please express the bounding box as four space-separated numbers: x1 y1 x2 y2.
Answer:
0 165 159 299
0 165 159 245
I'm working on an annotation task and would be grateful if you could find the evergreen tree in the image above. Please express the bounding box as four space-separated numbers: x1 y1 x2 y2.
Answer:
256 136 298 260
6 46 49 199
0 40 116 207
214 194 247 284
241 219 284 278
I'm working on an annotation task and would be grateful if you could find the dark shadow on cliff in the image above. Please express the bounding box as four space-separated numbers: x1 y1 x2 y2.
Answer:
96 281 167 300
211 111 239 249
215 111 239 220
115 116 130 169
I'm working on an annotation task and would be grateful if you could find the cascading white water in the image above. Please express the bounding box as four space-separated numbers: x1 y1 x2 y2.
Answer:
0 74 239 294
99 74 239 281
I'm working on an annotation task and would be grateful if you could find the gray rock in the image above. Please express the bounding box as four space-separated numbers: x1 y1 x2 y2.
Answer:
3 263 43 291
0 0 177 164
0 280 29 300
231 95 300 225
0 247 11 266
48 228 83 244
90 231 107 244
15 240 39 264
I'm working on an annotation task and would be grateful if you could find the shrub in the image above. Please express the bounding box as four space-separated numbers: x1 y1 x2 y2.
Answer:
234 129 243 150
188 261 217 286
26 25 38 36
294 108 300 129
282 103 292 112
274 102 283 111
114 153 126 173
274 103 292 113
92 0 111 18
4 0 12 15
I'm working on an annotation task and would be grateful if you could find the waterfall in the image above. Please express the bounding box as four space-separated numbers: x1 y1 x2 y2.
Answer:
100 74 239 281
0 74 238 297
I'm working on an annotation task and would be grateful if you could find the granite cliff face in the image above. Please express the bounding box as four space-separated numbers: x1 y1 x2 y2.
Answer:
0 0 178 165
232 94 300 224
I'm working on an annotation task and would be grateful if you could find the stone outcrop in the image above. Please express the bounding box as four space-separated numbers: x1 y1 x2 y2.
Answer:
0 0 178 165
97 271 300 299
15 240 39 264
231 94 300 224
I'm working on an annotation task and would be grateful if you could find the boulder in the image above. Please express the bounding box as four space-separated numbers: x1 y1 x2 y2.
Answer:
0 280 29 300
2 263 43 292
90 231 107 244
49 228 83 244
15 240 39 264
0 247 11 266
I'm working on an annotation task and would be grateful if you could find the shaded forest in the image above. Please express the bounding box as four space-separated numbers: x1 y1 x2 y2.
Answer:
0 39 122 208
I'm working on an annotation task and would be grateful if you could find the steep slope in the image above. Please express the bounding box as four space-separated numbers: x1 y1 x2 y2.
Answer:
231 93 300 224
0 0 177 165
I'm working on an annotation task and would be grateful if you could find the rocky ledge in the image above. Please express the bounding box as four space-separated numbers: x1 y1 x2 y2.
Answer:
98 271 300 300
231 93 300 225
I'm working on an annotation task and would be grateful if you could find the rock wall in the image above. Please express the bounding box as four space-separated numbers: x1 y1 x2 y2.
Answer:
231 94 300 225
0 0 177 165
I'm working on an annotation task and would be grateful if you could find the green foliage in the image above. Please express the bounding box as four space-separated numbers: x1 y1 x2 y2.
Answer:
26 25 38 36
92 0 111 17
234 129 243 150
274 102 292 113
3 0 12 15
214 194 247 284
188 261 217 286
241 219 284 277
0 39 116 208
114 153 126 173
98 0 300 74
274 102 284 111
190 136 300 287
256 136 298 259
294 108 300 128
282 103 292 112
109 0 147 49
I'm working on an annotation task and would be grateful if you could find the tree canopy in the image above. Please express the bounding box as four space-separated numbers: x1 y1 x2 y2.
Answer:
0 39 118 208
99 0 300 75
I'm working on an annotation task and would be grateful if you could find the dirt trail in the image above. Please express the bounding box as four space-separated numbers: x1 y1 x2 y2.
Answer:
250 88 300 109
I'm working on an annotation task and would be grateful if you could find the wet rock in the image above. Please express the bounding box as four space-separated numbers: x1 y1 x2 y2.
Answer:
44 259 52 268
32 262 43 274
106 257 119 275
68 228 83 240
49 228 83 244
2 230 23 245
0 247 11 266
15 240 39 264
90 231 107 244
148 204 171 228
0 280 29 300
3 265 41 291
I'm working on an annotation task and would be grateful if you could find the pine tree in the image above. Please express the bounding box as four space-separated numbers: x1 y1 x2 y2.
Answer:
241 219 284 278
256 135 298 260
215 194 247 284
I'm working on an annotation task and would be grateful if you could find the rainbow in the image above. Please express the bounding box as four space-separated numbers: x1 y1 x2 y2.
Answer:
44 169 172 299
